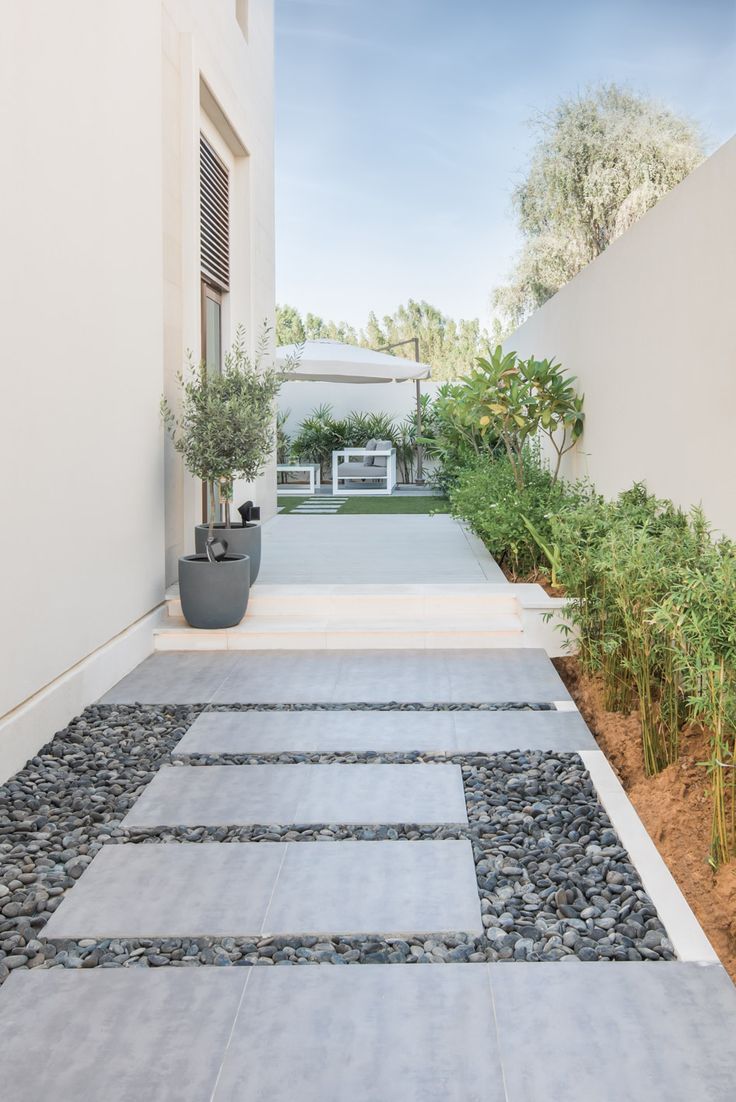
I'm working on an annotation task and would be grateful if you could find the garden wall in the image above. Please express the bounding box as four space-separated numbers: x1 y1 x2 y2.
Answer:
505 136 736 538
279 380 448 436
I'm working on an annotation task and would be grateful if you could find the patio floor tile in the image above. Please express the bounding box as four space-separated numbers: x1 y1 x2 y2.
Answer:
174 708 458 753
103 648 572 705
451 708 593 750
174 707 594 754
42 840 482 939
99 651 239 704
42 842 285 939
213 963 504 1102
122 763 469 827
0 967 249 1102
445 648 571 702
264 839 482 936
490 962 736 1102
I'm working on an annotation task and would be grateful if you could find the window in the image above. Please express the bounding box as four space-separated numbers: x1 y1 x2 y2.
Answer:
199 135 230 291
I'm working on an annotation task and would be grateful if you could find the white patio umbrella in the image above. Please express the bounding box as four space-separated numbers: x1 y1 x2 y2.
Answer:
275 339 431 483
275 339 431 384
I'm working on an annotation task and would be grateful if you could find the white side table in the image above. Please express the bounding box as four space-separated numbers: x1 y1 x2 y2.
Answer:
277 463 322 496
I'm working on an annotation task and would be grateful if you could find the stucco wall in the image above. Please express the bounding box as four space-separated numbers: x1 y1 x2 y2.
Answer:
505 136 736 537
0 0 275 724
0 0 165 720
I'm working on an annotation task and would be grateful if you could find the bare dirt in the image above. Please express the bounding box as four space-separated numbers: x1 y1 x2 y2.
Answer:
553 655 736 981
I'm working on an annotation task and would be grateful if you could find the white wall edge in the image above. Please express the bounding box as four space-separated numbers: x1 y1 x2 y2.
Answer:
0 606 164 784
580 748 719 964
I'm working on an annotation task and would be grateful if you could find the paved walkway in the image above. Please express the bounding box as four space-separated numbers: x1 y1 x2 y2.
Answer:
3 517 736 1099
258 513 506 582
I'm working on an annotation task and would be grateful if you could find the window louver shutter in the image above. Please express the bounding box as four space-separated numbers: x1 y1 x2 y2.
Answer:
200 136 230 291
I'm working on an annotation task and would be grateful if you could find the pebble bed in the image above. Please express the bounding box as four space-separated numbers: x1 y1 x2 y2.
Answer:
0 705 673 983
209 702 555 711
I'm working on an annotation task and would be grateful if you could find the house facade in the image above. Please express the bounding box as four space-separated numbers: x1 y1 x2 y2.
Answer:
0 0 275 779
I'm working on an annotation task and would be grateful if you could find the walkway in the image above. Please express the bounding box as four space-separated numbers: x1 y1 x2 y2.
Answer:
2 514 736 1099
258 513 506 582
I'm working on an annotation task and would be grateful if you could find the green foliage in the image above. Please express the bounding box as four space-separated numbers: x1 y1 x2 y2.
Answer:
276 300 487 380
161 325 286 533
493 84 705 333
653 549 736 867
473 347 584 488
449 448 589 579
288 404 435 484
276 410 291 464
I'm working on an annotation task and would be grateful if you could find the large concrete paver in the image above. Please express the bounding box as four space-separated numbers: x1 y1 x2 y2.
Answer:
0 967 248 1102
491 962 736 1101
122 763 469 827
213 963 503 1102
43 840 483 939
258 513 504 584
102 648 571 704
174 707 594 755
3 964 736 1101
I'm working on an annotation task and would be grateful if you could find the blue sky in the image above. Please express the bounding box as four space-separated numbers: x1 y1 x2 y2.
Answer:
275 0 736 329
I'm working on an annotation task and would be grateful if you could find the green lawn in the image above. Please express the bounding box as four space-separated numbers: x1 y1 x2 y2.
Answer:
278 495 450 514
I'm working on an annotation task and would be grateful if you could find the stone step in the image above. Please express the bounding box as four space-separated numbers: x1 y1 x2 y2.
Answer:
121 763 469 828
42 839 483 940
154 612 524 651
165 583 521 619
172 707 595 756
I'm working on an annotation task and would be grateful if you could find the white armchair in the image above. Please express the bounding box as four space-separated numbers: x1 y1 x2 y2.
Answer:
332 439 397 496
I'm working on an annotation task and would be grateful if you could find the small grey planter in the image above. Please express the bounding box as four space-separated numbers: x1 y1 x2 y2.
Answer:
194 523 261 584
178 554 250 629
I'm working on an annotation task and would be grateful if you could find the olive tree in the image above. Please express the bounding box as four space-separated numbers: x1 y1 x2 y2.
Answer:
162 325 294 537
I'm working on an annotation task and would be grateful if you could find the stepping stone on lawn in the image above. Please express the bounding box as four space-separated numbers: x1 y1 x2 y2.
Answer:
42 840 483 940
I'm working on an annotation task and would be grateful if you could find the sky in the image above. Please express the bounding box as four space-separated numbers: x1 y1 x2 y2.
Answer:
275 0 736 330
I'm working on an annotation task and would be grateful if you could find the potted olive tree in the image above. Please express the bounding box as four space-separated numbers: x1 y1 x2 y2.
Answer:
162 325 286 629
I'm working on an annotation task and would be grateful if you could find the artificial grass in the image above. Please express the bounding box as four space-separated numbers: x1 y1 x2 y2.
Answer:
277 494 450 515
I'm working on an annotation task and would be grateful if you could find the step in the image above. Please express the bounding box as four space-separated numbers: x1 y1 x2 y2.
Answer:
154 613 524 651
165 583 521 620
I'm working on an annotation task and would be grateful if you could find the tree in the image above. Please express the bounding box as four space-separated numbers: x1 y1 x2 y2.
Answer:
275 303 305 346
276 300 486 380
493 84 705 334
161 326 287 533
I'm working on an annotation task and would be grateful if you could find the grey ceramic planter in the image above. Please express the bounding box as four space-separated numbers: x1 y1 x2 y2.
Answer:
178 554 250 629
194 523 261 584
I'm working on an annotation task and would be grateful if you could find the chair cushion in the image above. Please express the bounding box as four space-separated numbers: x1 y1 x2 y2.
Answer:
363 439 378 467
372 440 392 468
337 463 383 479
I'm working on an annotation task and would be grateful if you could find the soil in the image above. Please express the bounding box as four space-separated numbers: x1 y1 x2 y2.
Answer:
553 655 736 982
500 565 566 598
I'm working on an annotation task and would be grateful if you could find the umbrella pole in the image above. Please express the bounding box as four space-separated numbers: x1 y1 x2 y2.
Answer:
412 337 424 486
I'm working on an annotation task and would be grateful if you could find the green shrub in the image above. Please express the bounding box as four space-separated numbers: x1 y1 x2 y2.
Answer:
449 448 588 579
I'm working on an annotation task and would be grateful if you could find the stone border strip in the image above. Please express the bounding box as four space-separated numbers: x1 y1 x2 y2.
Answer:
579 749 718 964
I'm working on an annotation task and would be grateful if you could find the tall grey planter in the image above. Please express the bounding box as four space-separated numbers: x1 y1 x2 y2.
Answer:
178 554 250 629
195 523 261 584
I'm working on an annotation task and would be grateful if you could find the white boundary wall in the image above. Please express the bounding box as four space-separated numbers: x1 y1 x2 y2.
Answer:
279 380 448 436
505 137 736 537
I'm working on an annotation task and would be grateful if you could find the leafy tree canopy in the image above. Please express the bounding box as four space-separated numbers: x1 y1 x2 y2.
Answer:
492 84 705 335
276 299 487 381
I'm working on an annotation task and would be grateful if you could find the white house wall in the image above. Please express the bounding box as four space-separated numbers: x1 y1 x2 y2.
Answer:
0 0 275 773
505 136 736 537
